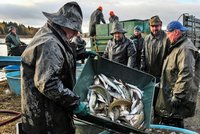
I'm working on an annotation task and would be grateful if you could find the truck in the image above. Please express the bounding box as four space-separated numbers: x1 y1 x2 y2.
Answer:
183 13 200 50
90 19 150 54
90 13 200 55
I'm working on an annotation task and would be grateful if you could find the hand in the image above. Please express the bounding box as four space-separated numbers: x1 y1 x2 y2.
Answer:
85 51 98 58
171 96 181 108
155 83 160 88
73 102 89 116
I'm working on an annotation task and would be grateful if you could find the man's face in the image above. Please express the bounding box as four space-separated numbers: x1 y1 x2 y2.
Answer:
11 27 17 34
113 32 123 41
63 27 78 40
166 30 180 44
134 30 140 36
150 24 162 35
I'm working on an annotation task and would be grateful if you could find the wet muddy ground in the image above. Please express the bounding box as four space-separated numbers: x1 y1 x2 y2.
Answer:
0 80 200 134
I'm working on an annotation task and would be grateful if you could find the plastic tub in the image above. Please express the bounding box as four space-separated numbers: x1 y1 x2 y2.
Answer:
3 65 20 73
150 124 198 134
6 71 21 95
74 57 156 133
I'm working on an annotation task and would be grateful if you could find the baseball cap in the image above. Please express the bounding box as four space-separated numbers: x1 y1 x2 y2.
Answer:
167 21 189 32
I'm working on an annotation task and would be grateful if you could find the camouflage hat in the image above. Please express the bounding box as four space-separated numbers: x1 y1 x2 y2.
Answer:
149 15 162 25
43 2 83 32
110 22 127 35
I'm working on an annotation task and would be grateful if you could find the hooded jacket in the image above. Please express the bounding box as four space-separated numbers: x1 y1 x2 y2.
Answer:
155 35 200 119
89 9 106 36
102 36 137 68
109 15 119 23
5 32 22 56
130 34 144 69
141 30 170 81
21 22 80 134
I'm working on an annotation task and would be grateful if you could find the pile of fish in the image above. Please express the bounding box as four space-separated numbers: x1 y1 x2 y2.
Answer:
86 74 145 129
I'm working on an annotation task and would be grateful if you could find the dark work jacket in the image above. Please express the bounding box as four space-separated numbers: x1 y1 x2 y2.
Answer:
141 30 170 82
89 9 106 36
71 36 86 61
155 36 200 119
5 33 23 56
130 34 144 69
102 36 137 68
21 22 80 134
109 15 119 23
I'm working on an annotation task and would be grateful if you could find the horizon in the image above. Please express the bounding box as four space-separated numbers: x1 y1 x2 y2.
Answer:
0 0 200 33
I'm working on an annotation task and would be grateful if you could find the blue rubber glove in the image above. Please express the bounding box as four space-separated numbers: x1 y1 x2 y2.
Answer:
73 102 89 116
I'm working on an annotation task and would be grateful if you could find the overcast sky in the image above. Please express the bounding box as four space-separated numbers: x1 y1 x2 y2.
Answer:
0 0 200 33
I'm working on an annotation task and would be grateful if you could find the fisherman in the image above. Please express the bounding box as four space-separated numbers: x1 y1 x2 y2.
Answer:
71 32 87 63
5 26 27 56
109 11 119 23
140 16 170 118
155 21 200 128
89 6 106 37
102 22 137 68
21 2 91 134
130 25 144 69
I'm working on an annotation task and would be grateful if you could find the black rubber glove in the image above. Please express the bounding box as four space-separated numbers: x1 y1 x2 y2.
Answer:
171 96 181 108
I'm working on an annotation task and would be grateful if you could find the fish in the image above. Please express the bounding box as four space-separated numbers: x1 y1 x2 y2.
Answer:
132 111 144 128
130 100 144 115
127 83 143 99
88 90 97 114
118 79 132 101
108 99 132 112
93 76 100 85
107 90 122 99
108 107 120 121
100 74 124 96
97 74 108 89
89 84 111 104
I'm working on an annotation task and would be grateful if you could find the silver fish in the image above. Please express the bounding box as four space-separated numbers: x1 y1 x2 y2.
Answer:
98 74 108 89
132 111 144 128
89 84 111 104
88 90 97 114
100 74 124 96
130 100 144 115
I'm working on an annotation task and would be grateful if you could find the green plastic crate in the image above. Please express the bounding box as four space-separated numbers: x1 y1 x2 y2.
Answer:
73 57 155 133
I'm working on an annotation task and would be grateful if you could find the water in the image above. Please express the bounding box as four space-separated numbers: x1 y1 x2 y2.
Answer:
0 38 90 56
0 38 32 56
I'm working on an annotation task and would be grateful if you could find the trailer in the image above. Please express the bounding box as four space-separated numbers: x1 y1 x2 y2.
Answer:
90 19 150 54
183 13 200 50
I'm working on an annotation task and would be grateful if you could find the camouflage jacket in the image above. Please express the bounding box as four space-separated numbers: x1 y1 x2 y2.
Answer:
102 36 137 68
141 30 170 81
21 22 80 134
155 36 200 119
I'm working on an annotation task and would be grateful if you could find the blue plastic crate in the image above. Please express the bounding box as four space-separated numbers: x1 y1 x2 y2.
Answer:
3 65 20 73
6 71 21 95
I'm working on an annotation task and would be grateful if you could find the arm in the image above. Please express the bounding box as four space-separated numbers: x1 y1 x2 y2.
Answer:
5 35 15 48
34 41 80 110
173 48 195 100
100 12 106 24
102 40 110 59
140 41 146 71
127 41 137 68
